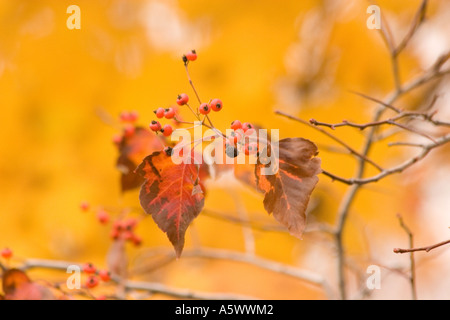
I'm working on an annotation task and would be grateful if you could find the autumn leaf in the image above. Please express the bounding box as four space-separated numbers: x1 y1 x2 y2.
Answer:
2 269 54 300
256 137 321 239
136 149 205 257
116 126 164 192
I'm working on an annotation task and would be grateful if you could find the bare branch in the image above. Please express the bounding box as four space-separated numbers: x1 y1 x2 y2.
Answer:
396 214 417 300
274 110 384 172
394 239 450 254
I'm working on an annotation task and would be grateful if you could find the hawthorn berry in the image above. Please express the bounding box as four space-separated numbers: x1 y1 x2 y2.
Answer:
96 210 110 225
154 107 165 119
149 120 162 132
85 275 99 289
164 108 176 119
176 93 189 106
228 130 242 145
110 228 120 240
112 134 122 146
162 124 173 137
199 103 211 115
242 122 254 132
123 218 138 231
244 128 256 137
131 234 142 247
83 263 97 274
1 248 12 259
80 201 90 212
210 98 223 112
231 120 242 130
98 270 111 282
123 124 135 138
244 143 258 156
122 230 134 241
185 50 197 61
119 111 130 122
225 143 239 158
129 110 138 122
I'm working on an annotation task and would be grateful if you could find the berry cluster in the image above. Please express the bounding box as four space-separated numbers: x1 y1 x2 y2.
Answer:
79 201 142 246
147 50 230 151
82 262 111 289
149 106 176 137
110 218 142 246
225 120 258 158
111 110 141 145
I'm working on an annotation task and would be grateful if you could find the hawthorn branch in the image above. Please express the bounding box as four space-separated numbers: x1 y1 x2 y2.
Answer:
395 214 417 300
309 116 437 143
20 258 256 300
274 110 384 172
394 239 450 254
321 134 450 185
131 247 335 299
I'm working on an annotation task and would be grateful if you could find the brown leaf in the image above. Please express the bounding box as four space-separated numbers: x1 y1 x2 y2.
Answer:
2 269 54 300
256 138 321 238
116 126 164 192
137 150 205 257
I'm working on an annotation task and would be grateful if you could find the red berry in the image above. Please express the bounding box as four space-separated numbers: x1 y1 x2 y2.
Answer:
244 128 256 137
112 134 122 145
199 103 211 115
176 93 189 106
244 143 258 155
1 248 12 259
154 108 165 118
119 111 131 122
225 144 239 158
122 231 134 241
85 275 99 289
83 263 97 274
80 201 90 212
98 270 111 282
210 98 223 112
149 120 161 132
231 120 242 130
96 210 110 225
131 234 142 247
242 122 254 132
227 131 242 145
123 124 135 137
124 218 138 231
110 229 120 240
185 50 197 61
129 111 138 122
164 108 176 119
162 124 173 137
96 295 106 300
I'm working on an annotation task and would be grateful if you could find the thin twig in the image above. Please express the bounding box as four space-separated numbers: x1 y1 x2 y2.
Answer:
394 239 450 254
396 214 417 300
274 110 384 172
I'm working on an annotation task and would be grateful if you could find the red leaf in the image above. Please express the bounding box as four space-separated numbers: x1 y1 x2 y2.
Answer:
256 138 321 238
116 126 164 192
137 150 205 257
2 269 54 300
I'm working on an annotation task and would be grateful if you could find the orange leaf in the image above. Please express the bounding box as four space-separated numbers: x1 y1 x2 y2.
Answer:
256 138 321 238
137 149 205 257
2 269 54 300
116 126 164 192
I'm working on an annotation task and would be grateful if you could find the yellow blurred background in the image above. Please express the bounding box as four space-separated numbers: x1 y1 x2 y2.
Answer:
1 0 449 299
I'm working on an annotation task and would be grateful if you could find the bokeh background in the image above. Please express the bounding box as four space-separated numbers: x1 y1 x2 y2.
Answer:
1 0 449 299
